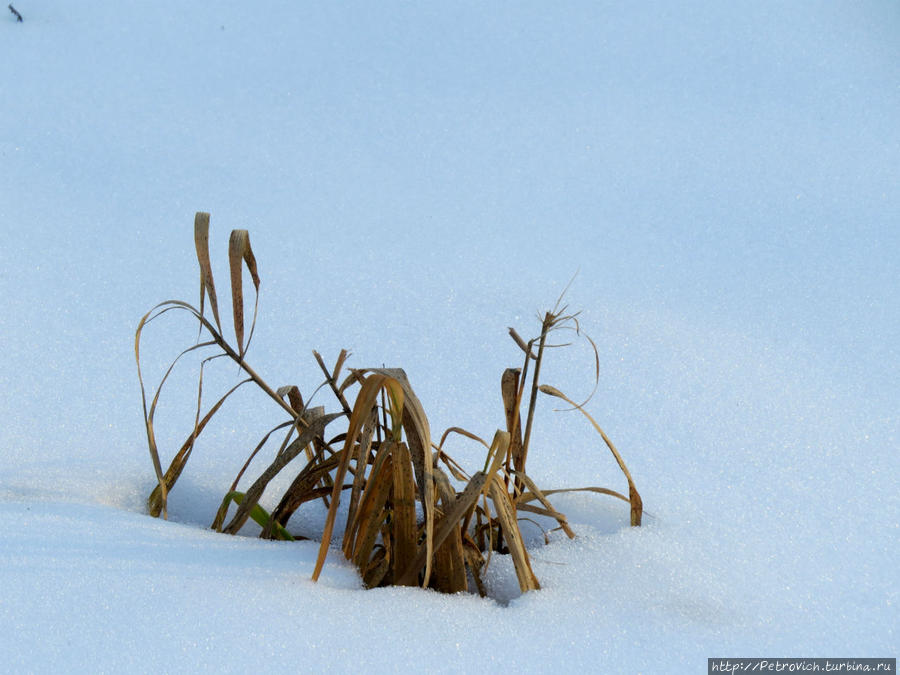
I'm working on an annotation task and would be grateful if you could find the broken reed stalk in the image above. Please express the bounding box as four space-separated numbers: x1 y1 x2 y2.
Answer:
136 212 644 597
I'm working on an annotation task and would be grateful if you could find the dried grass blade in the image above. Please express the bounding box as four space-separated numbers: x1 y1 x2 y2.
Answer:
228 229 260 359
391 442 418 585
313 350 352 416
223 410 341 534
501 368 525 491
341 408 378 551
345 440 393 558
313 373 400 581
518 485 630 504
397 470 487 586
429 466 467 593
434 447 471 482
148 377 252 518
508 327 536 359
538 384 642 525
483 430 511 478
488 474 541 592
193 212 221 332
516 503 567 519
431 520 467 593
276 385 304 415
332 349 350 381
366 368 435 587
136 303 217 518
437 426 490 451
267 451 342 533
510 470 575 539
350 453 394 570
135 306 171 517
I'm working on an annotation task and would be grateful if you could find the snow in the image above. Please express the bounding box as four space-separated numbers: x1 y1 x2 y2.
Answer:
1 1 897 671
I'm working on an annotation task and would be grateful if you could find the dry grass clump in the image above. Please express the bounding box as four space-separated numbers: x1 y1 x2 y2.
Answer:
135 212 642 595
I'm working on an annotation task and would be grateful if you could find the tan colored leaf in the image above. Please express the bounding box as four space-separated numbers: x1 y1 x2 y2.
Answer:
223 409 341 535
501 368 525 492
345 440 393 558
228 229 260 359
365 368 436 587
538 384 642 526
519 485 631 504
396 469 488 586
276 385 304 415
488 474 541 592
313 373 406 582
510 470 575 539
350 453 394 571
341 408 378 551
193 212 221 332
391 442 418 586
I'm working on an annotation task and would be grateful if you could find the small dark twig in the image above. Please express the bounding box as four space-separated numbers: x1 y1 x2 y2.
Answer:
9 4 23 22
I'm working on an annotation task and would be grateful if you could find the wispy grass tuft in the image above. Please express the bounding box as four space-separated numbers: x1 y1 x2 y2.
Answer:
135 212 643 597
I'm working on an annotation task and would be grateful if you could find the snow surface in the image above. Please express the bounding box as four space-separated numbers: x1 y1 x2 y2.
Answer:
1 1 898 672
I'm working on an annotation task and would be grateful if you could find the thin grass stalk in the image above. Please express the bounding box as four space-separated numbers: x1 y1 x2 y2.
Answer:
538 384 643 526
520 311 553 477
510 470 575 538
314 350 353 416
136 304 219 518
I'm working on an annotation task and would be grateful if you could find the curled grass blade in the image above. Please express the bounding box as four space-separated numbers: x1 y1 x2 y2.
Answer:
136 299 218 518
193 212 221 333
538 384 642 526
228 229 260 359
359 369 436 587
510 470 575 539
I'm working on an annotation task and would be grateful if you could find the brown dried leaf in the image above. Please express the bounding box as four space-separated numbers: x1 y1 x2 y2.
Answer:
538 384 642 526
193 212 221 333
488 474 540 592
510 470 575 539
391 442 418 586
397 469 488 586
350 452 394 571
313 373 405 582
223 409 341 534
228 229 260 359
